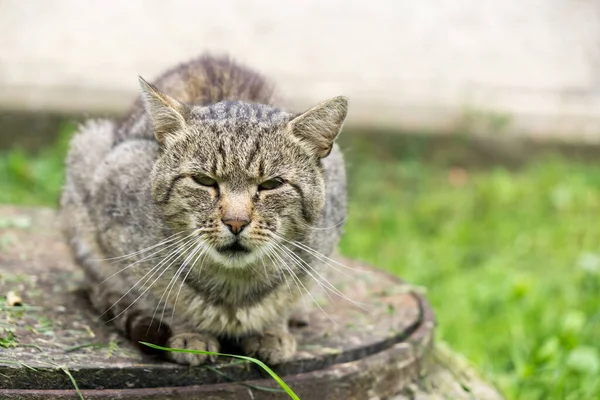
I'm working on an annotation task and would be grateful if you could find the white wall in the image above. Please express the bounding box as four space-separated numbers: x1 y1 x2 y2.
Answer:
1 0 600 141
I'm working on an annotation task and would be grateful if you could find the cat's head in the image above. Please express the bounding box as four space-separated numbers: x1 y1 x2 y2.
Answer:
139 77 347 268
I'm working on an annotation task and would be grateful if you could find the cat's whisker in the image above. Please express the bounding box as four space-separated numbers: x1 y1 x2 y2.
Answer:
266 247 302 298
100 253 174 319
274 232 370 275
105 246 189 325
170 243 212 327
259 254 273 285
95 233 194 272
158 239 210 331
273 242 372 312
265 247 304 315
284 246 372 312
157 242 203 329
244 258 262 276
98 231 199 284
263 246 292 296
273 243 335 304
102 235 197 322
266 246 310 318
269 245 337 326
158 239 204 307
148 237 205 332
93 230 188 262
300 217 347 231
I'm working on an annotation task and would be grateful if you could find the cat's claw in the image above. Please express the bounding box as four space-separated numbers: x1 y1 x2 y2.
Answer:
241 330 297 365
166 332 220 366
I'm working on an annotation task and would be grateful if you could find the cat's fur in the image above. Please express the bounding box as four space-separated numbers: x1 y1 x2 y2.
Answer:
60 54 347 366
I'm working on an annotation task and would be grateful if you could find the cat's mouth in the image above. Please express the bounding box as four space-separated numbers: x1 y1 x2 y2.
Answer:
217 241 251 256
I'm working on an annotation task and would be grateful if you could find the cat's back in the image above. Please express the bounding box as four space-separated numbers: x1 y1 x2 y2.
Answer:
115 54 277 144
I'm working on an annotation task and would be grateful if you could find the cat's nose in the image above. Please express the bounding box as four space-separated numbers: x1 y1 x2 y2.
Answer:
222 219 250 235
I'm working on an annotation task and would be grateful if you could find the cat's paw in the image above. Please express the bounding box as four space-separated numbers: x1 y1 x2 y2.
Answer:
166 332 220 366
241 330 297 365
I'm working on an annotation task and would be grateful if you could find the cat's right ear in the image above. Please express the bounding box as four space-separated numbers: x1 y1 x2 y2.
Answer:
286 96 348 158
138 77 190 145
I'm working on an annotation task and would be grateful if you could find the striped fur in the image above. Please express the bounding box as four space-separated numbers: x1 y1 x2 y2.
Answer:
60 54 348 366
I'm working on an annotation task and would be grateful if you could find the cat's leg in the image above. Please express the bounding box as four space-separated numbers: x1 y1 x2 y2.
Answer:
241 319 297 364
88 283 172 353
62 214 173 353
77 239 219 365
165 330 220 366
91 283 220 365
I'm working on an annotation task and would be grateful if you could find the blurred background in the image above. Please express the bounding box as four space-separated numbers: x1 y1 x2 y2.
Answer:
1 1 599 398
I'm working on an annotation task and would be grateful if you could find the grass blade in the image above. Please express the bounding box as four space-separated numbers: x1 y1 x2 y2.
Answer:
60 367 85 400
139 341 299 400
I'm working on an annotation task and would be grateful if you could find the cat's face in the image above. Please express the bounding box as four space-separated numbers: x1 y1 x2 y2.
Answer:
151 113 325 268
140 79 347 269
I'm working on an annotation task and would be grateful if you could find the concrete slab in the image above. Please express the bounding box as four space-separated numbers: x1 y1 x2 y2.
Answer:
1 0 600 142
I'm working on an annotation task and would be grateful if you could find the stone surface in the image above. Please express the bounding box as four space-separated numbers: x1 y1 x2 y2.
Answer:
391 344 505 400
1 0 600 142
0 206 502 399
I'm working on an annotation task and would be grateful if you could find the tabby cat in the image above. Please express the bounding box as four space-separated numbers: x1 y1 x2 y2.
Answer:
60 54 348 365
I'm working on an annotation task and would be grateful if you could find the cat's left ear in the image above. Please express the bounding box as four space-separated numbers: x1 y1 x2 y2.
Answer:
138 77 190 145
287 96 348 158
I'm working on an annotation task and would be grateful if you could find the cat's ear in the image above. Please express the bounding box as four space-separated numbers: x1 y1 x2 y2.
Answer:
287 96 348 158
138 77 190 145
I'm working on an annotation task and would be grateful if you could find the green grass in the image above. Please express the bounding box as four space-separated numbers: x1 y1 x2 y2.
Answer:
339 135 600 400
0 122 74 206
1 127 599 399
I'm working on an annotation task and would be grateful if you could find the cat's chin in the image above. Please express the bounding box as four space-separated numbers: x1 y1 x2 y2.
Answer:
210 244 260 268
217 241 251 256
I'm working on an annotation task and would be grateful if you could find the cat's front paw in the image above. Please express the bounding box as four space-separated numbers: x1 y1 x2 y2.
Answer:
166 332 220 366
241 330 297 365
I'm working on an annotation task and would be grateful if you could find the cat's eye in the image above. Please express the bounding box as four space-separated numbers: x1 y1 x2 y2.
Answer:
192 175 218 187
259 178 284 191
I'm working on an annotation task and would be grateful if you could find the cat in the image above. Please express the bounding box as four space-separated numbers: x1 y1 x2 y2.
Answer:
60 54 348 366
